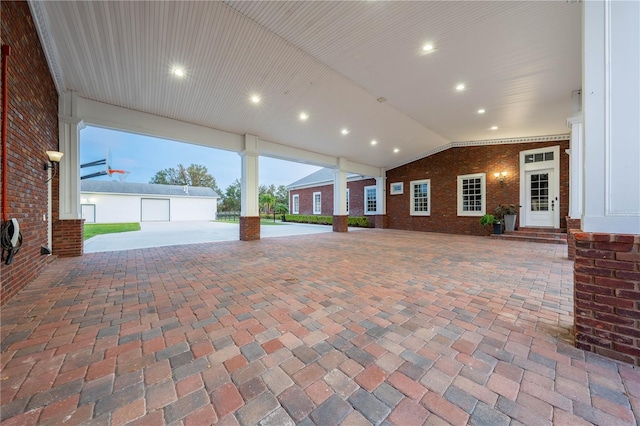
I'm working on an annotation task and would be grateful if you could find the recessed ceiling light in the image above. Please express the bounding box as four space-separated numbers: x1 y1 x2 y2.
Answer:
341 128 350 135
172 67 185 77
250 95 261 104
422 44 434 52
477 109 486 114
455 83 466 92
299 112 309 121
371 140 377 145
393 148 400 153
491 126 498 130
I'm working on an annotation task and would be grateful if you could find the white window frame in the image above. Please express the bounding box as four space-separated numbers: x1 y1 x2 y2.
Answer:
457 173 486 216
346 188 350 214
292 194 299 214
364 185 377 215
410 179 431 216
313 192 322 215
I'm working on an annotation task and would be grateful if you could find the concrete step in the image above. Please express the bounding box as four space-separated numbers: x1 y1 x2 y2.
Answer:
504 231 567 240
490 233 567 244
492 225 568 244
516 227 567 234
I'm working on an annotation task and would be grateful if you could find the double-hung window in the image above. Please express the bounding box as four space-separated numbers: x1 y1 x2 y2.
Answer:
410 179 431 216
292 194 299 214
457 173 485 216
313 192 322 215
364 186 377 215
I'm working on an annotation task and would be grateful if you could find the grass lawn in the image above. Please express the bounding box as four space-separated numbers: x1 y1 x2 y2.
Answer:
214 219 287 226
84 223 141 240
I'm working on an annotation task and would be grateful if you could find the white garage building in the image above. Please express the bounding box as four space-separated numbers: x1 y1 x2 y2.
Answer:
80 181 220 223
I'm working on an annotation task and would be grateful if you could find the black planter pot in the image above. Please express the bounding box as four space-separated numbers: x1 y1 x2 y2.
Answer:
493 222 503 235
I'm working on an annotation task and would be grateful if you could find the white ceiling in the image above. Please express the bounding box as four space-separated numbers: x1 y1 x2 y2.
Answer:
32 0 581 170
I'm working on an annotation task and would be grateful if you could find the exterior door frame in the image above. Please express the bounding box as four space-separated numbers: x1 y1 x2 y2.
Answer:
519 146 560 228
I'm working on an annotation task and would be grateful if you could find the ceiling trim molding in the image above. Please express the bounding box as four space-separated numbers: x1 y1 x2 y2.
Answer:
28 0 65 95
389 133 571 170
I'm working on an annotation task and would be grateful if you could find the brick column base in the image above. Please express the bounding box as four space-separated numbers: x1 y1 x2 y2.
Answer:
574 232 640 366
374 215 387 229
333 215 348 233
52 219 84 257
566 217 582 260
240 216 260 241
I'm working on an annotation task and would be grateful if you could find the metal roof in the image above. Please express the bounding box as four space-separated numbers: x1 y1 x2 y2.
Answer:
81 180 220 198
287 168 365 189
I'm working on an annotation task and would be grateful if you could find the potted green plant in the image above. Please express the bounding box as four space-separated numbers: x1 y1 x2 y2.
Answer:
495 204 519 232
480 214 502 235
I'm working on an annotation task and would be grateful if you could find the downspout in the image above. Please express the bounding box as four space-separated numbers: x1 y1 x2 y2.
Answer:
2 45 11 223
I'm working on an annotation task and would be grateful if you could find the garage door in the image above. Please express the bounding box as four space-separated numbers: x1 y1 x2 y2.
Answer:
141 198 170 222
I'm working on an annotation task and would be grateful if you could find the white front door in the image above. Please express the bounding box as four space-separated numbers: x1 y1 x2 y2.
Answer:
525 169 555 227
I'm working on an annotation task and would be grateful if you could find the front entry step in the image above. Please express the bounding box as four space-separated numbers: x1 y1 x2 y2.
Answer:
490 227 567 244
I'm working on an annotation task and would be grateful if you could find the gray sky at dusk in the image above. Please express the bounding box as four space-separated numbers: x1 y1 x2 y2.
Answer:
80 126 321 191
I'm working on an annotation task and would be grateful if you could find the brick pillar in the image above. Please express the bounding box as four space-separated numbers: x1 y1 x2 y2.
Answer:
333 215 348 232
566 217 582 260
240 216 260 241
374 214 387 229
574 232 640 366
52 219 84 257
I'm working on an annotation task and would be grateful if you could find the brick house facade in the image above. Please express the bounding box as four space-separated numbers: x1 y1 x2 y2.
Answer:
1 1 62 304
288 169 376 217
386 139 570 236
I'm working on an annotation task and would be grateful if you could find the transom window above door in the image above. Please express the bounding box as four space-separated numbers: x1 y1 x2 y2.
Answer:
524 151 554 163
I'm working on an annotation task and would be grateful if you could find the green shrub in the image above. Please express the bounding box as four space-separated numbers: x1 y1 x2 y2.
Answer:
348 216 371 227
283 214 372 228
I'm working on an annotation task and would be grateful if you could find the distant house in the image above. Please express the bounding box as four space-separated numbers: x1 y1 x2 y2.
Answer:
288 138 570 236
80 181 220 223
287 168 377 217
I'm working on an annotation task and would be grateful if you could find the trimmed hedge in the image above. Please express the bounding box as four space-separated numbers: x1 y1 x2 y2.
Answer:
284 215 372 228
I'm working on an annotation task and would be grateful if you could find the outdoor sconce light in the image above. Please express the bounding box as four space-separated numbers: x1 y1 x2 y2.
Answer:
494 171 507 184
44 150 64 182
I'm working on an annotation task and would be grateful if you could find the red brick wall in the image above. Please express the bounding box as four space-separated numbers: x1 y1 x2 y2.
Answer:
290 178 376 216
52 219 84 257
1 1 59 304
240 216 260 241
332 215 348 232
385 140 570 236
567 217 582 260
574 232 640 366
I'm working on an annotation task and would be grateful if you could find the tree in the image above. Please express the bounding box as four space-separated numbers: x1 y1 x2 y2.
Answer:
259 193 276 215
220 179 241 212
150 163 222 195
275 185 289 206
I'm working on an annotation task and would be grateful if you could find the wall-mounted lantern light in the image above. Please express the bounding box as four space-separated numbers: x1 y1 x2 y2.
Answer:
494 171 507 184
44 150 64 182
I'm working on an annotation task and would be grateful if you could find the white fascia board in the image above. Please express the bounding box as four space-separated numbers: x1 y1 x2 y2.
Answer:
76 97 243 153
80 191 218 199
258 139 338 168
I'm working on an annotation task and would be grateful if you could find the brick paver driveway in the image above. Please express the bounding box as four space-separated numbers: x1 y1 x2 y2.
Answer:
1 230 638 425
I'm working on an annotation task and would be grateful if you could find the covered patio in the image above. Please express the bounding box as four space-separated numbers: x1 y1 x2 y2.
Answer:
1 230 638 425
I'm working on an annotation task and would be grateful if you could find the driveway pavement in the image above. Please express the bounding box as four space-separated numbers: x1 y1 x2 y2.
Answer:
3 230 638 425
84 221 365 253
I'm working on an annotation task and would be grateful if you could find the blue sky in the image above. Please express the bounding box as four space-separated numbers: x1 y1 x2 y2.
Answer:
80 126 321 191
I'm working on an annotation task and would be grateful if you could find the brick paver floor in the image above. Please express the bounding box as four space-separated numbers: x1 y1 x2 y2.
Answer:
1 229 638 425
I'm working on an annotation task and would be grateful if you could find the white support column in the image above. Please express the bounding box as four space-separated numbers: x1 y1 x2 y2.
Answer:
375 174 386 215
58 91 85 220
582 0 640 234
566 116 583 219
333 158 348 216
240 134 259 217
